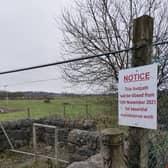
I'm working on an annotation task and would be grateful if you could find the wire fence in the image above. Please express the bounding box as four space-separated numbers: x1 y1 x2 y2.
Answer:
0 41 168 167
0 96 118 128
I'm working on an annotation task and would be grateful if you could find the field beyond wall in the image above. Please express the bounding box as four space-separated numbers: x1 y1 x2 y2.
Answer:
0 95 118 128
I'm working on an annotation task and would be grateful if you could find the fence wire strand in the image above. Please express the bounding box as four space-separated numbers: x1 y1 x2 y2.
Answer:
0 41 168 167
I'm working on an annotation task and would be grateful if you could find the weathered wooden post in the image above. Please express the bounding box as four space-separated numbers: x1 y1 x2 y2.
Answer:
54 127 58 167
63 103 67 117
33 124 37 161
86 104 89 119
27 107 31 119
128 15 154 168
101 128 126 168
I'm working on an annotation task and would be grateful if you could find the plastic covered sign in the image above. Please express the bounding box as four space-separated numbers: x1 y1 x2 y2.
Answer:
118 64 158 129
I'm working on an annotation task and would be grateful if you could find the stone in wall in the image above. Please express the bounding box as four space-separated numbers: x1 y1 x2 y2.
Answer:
67 129 100 162
67 153 102 168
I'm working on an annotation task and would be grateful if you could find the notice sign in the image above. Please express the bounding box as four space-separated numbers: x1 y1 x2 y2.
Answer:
118 64 158 129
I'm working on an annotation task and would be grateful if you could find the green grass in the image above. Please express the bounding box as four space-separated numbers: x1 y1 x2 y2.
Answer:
0 96 118 123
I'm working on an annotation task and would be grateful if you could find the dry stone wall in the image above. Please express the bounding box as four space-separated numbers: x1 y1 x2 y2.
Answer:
0 118 96 152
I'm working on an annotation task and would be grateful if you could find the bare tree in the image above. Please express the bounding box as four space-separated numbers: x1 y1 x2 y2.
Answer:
60 0 168 91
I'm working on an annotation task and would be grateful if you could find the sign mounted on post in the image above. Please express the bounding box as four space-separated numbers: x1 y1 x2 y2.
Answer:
118 64 158 129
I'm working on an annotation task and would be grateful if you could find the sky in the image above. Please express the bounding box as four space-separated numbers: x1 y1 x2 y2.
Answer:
0 0 92 93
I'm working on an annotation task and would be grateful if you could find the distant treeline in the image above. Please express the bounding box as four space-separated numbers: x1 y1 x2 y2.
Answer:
0 91 57 100
0 89 167 100
0 91 118 100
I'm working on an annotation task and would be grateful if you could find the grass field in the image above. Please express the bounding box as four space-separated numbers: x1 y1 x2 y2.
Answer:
0 96 118 126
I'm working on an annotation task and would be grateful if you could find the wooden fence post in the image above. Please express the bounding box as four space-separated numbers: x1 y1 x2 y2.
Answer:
128 15 154 168
27 107 31 119
101 128 126 168
86 104 89 119
33 124 37 161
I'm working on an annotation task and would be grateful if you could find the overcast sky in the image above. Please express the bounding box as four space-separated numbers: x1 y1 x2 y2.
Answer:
0 0 92 93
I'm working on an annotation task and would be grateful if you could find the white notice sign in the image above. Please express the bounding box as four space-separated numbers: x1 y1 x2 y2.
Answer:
118 64 157 129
